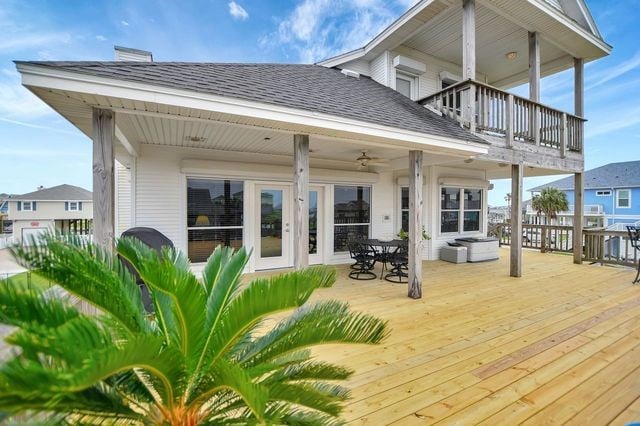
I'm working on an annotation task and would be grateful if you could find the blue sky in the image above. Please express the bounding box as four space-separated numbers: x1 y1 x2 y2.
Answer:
0 0 638 206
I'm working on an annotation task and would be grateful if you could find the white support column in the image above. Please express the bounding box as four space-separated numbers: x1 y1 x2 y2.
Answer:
462 0 476 131
573 172 584 264
574 58 584 117
293 134 309 270
92 107 115 249
408 150 423 299
510 163 523 277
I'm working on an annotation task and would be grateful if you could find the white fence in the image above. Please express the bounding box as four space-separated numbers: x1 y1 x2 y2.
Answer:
0 234 14 250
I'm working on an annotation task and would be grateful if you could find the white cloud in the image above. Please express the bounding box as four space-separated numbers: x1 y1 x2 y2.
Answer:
0 71 54 120
586 104 640 138
586 50 640 90
96 35 107 41
0 32 72 52
268 0 405 63
228 1 249 21
121 20 129 26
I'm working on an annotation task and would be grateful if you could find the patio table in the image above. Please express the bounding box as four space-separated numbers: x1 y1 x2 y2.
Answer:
361 238 406 279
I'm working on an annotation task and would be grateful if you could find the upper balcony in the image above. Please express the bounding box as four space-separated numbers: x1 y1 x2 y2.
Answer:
420 79 585 156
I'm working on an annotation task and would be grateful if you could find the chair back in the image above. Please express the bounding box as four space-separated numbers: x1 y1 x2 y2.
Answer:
628 226 640 249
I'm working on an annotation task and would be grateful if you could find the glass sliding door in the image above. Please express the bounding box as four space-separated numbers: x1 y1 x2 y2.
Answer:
309 186 324 265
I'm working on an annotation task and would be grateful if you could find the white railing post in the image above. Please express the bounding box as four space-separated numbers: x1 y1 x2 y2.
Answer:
560 112 567 158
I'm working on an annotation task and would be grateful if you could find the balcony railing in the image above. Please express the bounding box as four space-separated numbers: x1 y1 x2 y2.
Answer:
525 204 604 216
420 79 585 154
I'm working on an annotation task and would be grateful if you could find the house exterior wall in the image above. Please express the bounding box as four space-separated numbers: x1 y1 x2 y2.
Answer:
12 219 55 243
7 200 93 221
115 160 133 236
131 145 491 271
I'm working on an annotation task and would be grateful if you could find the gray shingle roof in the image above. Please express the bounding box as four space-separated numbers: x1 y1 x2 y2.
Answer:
529 160 640 192
15 61 485 144
15 184 92 201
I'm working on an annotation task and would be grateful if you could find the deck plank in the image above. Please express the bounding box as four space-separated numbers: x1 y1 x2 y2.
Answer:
278 248 638 424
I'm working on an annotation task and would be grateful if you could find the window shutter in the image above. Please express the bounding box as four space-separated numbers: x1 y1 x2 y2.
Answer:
32 201 36 211
17 201 21 211
65 202 69 211
79 202 83 211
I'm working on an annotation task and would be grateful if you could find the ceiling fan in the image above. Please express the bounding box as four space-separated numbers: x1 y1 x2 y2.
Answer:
355 151 388 170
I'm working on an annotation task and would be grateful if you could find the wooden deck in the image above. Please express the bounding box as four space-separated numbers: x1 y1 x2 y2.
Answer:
296 248 640 425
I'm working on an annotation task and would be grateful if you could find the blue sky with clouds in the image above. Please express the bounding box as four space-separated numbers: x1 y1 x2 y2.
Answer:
0 0 638 205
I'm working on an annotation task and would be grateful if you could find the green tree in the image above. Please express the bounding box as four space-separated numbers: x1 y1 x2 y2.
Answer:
531 187 569 252
0 235 387 424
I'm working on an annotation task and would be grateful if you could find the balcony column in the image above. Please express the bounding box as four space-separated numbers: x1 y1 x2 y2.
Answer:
293 134 309 270
529 31 541 145
92 107 115 250
462 0 476 131
574 58 584 117
510 163 523 277
573 172 584 264
408 150 423 299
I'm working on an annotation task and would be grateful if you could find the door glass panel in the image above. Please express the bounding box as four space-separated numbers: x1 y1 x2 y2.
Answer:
260 189 283 258
309 190 318 254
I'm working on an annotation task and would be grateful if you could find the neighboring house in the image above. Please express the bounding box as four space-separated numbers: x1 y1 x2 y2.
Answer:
526 161 640 228
15 0 610 283
0 194 11 234
7 184 93 244
488 206 509 224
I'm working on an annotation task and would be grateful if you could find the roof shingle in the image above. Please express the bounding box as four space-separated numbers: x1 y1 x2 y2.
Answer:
16 61 485 144
15 184 92 201
529 161 640 192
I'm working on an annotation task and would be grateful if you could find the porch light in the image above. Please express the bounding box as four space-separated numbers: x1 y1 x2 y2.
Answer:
505 51 518 60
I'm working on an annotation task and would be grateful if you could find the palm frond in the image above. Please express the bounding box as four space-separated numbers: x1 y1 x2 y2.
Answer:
262 361 353 384
239 300 388 367
205 266 336 370
268 381 350 417
116 237 206 362
9 234 148 335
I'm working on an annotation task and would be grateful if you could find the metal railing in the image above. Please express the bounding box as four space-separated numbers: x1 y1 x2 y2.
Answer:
420 79 585 154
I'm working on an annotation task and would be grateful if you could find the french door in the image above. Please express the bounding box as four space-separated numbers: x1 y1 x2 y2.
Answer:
254 184 324 270
255 185 291 270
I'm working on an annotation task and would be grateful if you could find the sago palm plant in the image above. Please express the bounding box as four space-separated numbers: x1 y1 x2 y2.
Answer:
0 235 387 424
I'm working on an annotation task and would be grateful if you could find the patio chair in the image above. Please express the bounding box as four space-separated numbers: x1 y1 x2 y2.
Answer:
385 243 409 283
348 241 377 280
119 227 175 312
626 226 640 284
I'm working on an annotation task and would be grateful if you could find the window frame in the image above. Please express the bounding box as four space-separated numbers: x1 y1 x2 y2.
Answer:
395 72 417 100
186 178 245 263
616 189 631 209
595 190 612 197
399 186 409 233
333 184 372 253
22 201 33 211
68 202 79 211
439 186 484 235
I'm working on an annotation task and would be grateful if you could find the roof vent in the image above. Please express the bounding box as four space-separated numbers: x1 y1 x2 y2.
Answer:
114 46 153 62
341 69 360 79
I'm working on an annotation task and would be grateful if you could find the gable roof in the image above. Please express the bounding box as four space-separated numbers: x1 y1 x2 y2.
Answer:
529 161 640 192
14 184 92 201
15 61 485 145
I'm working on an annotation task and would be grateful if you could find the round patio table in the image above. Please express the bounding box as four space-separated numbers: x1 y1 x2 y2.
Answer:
361 239 406 280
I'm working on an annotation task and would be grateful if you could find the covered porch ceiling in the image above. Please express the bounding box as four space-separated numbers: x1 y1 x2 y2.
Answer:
352 0 610 88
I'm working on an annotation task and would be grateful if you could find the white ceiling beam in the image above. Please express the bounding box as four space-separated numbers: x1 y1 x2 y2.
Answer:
490 54 573 88
114 123 139 157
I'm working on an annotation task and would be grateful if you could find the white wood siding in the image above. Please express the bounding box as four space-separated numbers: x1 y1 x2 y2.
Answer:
337 58 371 76
370 51 390 86
135 145 186 252
115 160 132 236
8 201 93 221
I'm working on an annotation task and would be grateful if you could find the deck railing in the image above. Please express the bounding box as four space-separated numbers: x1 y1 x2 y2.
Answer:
489 224 639 267
489 223 574 253
525 204 604 216
583 229 638 267
420 79 585 154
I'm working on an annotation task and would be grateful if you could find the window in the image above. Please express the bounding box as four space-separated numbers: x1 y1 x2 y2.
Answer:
440 187 483 234
400 186 409 232
395 73 415 99
334 185 370 252
65 201 82 211
617 189 631 208
187 179 244 263
20 201 36 211
596 190 611 197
